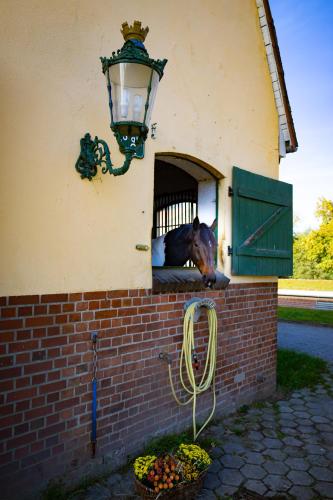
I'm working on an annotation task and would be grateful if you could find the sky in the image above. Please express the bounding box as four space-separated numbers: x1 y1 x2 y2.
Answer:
269 0 333 233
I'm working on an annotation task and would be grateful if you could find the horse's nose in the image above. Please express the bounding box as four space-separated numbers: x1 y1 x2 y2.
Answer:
203 273 216 288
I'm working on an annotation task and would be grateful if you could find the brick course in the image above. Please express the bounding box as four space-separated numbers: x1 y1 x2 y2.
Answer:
0 283 277 498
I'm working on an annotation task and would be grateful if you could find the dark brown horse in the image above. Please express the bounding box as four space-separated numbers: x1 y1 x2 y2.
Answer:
152 217 217 288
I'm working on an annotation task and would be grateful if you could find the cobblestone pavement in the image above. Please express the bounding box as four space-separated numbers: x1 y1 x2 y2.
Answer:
278 321 333 363
79 367 333 499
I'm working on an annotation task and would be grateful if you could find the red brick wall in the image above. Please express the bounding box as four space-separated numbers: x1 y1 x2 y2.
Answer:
278 295 317 309
0 283 277 498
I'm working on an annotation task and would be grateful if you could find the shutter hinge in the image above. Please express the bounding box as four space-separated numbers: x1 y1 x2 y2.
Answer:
228 246 233 256
228 187 234 197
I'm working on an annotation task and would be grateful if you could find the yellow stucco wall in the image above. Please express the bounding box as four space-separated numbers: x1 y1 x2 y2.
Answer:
0 0 279 296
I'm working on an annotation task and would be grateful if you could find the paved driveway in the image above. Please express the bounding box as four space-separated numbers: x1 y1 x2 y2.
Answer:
278 321 333 363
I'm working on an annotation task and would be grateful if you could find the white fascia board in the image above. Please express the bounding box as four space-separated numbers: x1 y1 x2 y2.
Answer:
256 0 291 155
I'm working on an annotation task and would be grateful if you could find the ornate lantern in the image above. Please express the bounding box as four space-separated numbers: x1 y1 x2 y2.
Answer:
75 21 167 180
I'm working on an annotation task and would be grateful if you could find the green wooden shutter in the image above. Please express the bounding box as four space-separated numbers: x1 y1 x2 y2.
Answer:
231 166 293 276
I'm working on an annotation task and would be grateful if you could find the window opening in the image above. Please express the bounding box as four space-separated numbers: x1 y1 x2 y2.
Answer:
153 155 218 270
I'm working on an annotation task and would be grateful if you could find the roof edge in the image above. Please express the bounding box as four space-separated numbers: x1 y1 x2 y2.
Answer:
262 0 298 153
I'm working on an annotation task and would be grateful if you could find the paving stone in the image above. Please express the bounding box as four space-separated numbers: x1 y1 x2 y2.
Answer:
85 484 115 500
261 421 276 430
263 474 291 492
298 425 317 434
243 479 267 496
263 449 287 461
311 415 330 424
285 457 310 471
289 398 304 405
262 428 278 438
112 480 134 497
247 431 264 441
263 461 289 475
294 411 311 419
304 443 326 455
240 464 266 480
223 442 247 454
262 413 276 422
291 392 304 399
196 488 217 499
106 473 121 487
302 434 321 444
292 405 307 413
203 472 221 490
263 438 282 449
296 417 314 426
282 436 303 447
280 426 298 436
209 459 221 473
220 454 245 469
248 441 266 453
246 422 261 431
215 483 238 497
289 485 317 500
322 432 333 444
279 418 297 427
279 406 294 414
314 481 333 499
284 446 306 458
315 386 328 394
308 454 330 466
309 466 333 481
244 451 265 465
315 423 332 432
308 408 328 417
298 389 311 397
218 468 244 486
287 470 314 486
305 401 321 409
210 446 223 459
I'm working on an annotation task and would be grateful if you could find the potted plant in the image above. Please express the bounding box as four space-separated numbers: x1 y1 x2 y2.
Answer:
133 443 211 499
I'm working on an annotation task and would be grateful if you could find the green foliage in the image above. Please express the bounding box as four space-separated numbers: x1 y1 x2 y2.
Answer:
293 197 333 279
141 429 213 458
277 349 329 391
278 306 333 326
41 480 67 500
315 197 333 225
278 279 333 291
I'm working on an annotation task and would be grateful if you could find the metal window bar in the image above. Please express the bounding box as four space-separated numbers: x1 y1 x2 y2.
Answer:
153 189 198 267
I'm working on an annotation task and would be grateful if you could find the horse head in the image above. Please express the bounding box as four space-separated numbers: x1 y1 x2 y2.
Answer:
189 217 217 288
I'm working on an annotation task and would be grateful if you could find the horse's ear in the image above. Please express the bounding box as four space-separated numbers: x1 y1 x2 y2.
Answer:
210 219 217 232
193 216 200 231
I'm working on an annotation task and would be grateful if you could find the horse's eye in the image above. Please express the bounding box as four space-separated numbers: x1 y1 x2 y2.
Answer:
194 243 199 248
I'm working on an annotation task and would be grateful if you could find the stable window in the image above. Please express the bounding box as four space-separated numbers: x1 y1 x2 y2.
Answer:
152 154 227 292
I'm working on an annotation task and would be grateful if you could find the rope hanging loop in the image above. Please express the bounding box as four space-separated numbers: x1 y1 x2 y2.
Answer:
91 331 98 458
168 298 218 440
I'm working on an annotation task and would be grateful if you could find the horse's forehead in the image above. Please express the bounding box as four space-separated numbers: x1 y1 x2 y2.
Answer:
197 226 215 246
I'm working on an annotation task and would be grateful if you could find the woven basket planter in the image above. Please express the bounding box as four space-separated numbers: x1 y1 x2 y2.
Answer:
134 470 206 500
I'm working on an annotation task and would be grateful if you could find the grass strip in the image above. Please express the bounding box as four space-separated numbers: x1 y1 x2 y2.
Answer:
277 348 329 391
278 306 333 326
278 279 333 291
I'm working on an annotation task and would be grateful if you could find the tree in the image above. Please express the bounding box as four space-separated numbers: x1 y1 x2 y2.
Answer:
293 198 333 279
315 197 333 225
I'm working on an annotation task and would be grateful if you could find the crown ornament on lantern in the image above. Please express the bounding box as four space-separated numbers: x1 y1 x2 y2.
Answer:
121 20 149 43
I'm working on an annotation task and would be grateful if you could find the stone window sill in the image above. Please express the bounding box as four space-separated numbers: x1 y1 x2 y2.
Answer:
152 267 230 293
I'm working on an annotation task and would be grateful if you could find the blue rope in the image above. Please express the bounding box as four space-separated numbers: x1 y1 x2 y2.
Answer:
91 378 97 456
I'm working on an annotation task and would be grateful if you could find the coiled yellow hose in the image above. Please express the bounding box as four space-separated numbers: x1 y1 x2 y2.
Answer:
168 300 218 440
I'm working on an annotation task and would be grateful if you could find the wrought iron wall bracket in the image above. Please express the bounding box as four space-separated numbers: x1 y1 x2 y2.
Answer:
75 133 138 180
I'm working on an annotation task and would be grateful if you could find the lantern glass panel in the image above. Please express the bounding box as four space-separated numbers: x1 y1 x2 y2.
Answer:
144 69 160 126
108 63 159 126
